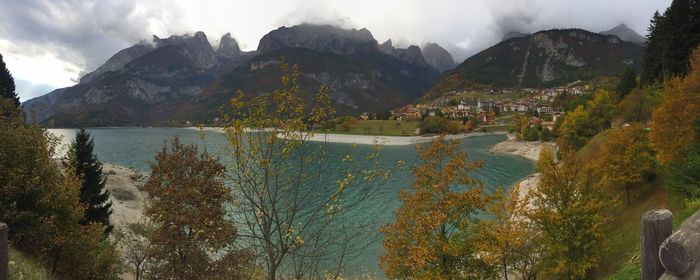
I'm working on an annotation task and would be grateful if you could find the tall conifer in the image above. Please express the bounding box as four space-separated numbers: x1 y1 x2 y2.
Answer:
69 128 113 234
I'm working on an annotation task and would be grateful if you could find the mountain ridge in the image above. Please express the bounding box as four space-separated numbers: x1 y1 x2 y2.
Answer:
23 25 442 126
600 24 646 45
424 28 644 100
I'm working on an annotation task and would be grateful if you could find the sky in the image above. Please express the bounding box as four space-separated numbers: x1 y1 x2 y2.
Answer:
0 0 672 101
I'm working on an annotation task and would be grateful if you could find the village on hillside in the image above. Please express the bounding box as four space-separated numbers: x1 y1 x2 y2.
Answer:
384 81 592 133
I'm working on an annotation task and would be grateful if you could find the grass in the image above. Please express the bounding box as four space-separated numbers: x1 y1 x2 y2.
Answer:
593 178 668 279
329 120 420 136
575 132 700 279
603 192 700 280
8 247 51 280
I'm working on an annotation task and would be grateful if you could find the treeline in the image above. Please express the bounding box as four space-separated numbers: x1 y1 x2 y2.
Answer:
642 0 700 85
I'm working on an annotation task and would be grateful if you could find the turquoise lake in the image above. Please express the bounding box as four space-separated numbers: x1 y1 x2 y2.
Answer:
49 128 534 278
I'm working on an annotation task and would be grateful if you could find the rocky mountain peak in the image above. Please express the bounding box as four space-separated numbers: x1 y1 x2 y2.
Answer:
256 24 379 55
600 24 646 45
422 43 455 72
153 31 217 69
379 39 394 53
217 33 241 58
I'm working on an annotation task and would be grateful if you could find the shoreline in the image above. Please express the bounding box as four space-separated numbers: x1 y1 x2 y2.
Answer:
488 133 554 161
103 163 148 230
278 131 508 146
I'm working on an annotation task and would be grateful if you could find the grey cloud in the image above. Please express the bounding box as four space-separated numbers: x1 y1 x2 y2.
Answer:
0 0 674 100
0 0 190 77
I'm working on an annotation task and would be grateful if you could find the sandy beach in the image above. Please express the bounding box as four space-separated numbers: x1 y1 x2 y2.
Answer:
488 133 555 161
486 133 556 205
103 163 148 229
279 131 508 145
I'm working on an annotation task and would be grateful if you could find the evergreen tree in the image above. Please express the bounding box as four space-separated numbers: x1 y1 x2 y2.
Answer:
615 67 637 100
666 119 700 198
68 128 113 234
642 0 700 86
0 53 21 116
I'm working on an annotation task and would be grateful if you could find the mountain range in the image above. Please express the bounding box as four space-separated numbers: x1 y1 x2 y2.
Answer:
425 28 645 99
24 24 448 126
23 24 645 126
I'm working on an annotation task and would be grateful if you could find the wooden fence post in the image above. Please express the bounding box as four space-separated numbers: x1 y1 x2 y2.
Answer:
0 222 8 280
641 209 673 280
659 208 700 277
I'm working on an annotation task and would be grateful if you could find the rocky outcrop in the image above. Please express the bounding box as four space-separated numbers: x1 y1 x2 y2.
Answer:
600 24 646 45
422 43 455 72
257 24 378 55
216 33 241 58
378 40 433 70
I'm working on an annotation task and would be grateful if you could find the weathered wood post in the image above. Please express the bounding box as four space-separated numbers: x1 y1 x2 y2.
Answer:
659 209 700 278
0 222 8 280
641 209 673 280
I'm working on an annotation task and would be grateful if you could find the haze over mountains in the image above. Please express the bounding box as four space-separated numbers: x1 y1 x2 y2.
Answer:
23 23 645 126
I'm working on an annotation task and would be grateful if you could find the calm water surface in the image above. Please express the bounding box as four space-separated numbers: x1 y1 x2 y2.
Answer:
49 128 534 278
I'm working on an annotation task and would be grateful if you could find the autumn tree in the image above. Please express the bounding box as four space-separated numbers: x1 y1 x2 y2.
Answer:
586 90 617 132
618 88 656 123
142 138 249 279
381 136 486 279
66 128 113 233
556 105 591 149
224 61 389 280
593 124 655 204
649 46 700 163
0 100 120 279
476 185 542 280
526 147 614 279
557 90 617 150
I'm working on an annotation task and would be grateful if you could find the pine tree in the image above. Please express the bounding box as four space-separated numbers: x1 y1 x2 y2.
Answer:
68 128 113 234
0 53 21 116
615 67 637 100
642 0 700 86
641 11 664 86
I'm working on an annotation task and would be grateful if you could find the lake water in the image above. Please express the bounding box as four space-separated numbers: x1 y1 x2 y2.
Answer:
49 128 534 278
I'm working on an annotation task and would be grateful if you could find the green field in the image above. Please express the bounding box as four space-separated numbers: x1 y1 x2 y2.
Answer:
329 120 420 136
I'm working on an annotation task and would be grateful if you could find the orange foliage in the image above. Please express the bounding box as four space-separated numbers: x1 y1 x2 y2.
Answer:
650 47 700 163
380 136 485 279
